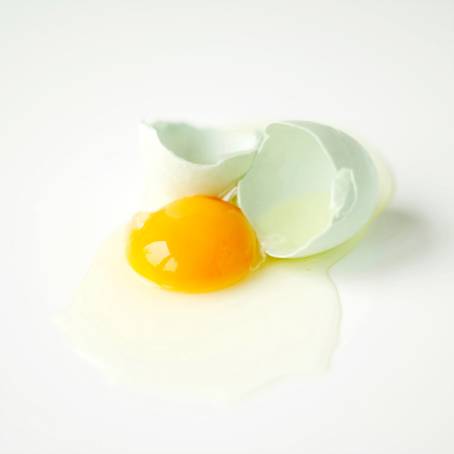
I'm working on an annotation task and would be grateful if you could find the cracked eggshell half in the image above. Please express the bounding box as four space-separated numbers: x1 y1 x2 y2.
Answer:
139 121 261 209
237 121 379 258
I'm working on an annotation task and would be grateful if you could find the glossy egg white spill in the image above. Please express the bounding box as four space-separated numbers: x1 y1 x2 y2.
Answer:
56 230 344 402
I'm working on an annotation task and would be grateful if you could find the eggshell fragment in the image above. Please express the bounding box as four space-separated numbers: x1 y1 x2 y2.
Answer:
237 121 379 258
139 121 261 209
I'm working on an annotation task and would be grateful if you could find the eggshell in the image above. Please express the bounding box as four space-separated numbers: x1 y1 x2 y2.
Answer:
237 121 379 258
139 121 261 209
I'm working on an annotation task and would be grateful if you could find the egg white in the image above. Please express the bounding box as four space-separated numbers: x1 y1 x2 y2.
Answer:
57 228 341 402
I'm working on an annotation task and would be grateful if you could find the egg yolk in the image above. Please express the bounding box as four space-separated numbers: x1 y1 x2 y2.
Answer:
127 196 261 293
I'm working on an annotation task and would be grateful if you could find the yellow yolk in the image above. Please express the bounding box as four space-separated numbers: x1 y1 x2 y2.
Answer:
127 196 261 293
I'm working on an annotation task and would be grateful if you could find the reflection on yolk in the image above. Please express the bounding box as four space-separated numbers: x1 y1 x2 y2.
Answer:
127 196 261 293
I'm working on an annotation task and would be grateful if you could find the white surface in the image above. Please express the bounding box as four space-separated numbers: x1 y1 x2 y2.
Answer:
1 0 454 453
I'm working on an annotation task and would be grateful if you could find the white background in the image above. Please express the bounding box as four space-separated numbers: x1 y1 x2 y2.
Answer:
1 0 454 453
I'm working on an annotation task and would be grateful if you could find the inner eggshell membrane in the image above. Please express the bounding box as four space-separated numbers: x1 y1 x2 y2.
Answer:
238 123 337 257
153 121 260 165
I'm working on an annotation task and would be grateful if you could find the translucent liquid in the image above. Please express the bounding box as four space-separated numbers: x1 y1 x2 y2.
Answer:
56 229 344 402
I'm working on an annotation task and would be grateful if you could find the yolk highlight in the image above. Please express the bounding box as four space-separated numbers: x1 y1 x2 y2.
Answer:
127 196 260 293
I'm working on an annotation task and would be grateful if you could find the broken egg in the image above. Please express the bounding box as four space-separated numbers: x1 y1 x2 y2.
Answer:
55 118 391 402
237 121 380 258
139 121 261 209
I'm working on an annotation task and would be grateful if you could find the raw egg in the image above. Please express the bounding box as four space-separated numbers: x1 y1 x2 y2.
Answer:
56 119 391 401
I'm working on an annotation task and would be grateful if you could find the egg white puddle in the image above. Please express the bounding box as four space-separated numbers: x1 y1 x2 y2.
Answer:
56 229 342 402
